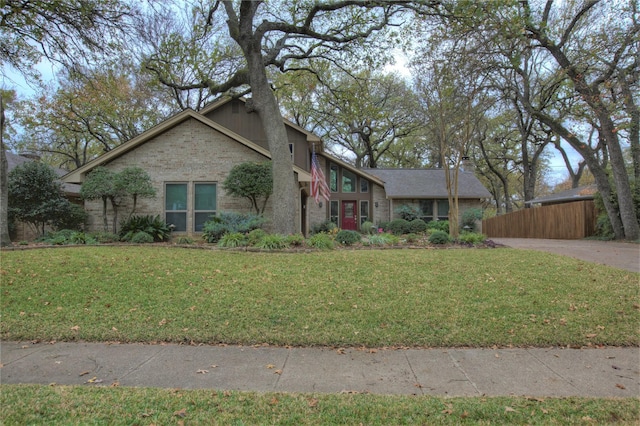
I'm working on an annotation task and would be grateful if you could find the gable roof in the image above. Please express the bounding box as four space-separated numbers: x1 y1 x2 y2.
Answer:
526 185 597 206
62 108 311 184
362 168 492 199
319 153 385 187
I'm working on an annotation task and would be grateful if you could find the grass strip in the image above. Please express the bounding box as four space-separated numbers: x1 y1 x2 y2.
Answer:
1 384 638 425
1 246 638 347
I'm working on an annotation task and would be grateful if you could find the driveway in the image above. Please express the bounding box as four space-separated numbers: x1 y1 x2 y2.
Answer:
491 238 640 273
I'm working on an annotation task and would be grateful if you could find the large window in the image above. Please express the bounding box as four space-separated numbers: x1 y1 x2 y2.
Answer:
330 164 338 192
360 178 369 193
437 199 449 220
342 169 356 193
166 183 187 232
194 183 217 232
360 200 369 225
419 200 434 222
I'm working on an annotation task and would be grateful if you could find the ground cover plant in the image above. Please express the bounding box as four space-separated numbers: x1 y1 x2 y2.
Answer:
1 246 637 347
1 384 638 425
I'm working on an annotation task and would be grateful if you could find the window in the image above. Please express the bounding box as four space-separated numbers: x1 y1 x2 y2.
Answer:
360 178 369 193
419 200 434 222
166 183 187 232
342 169 356 193
330 200 339 225
289 143 294 161
437 199 449 220
360 200 369 225
194 183 217 232
330 164 338 192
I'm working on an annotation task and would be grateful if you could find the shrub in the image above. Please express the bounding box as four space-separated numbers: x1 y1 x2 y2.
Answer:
130 231 154 244
286 233 305 247
306 233 334 250
120 215 171 242
70 231 97 245
256 234 289 250
88 231 120 243
175 236 194 244
335 230 361 246
429 230 451 244
388 218 410 235
218 232 246 248
202 212 265 243
360 221 376 235
461 208 483 232
38 229 74 245
458 232 486 245
376 221 390 233
368 233 399 246
52 203 88 231
310 220 337 235
427 220 449 233
395 204 421 221
404 233 419 243
247 229 267 246
408 219 427 234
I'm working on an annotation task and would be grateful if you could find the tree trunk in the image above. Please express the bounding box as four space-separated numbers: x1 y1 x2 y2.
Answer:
0 100 10 247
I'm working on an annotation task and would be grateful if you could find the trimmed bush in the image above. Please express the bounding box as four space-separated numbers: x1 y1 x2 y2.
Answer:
256 234 289 250
360 221 376 235
408 219 427 234
120 215 171 242
336 230 361 246
429 230 451 244
202 212 265 243
427 220 449 233
388 219 410 235
306 233 334 250
130 231 154 244
286 233 305 247
404 233 419 243
218 232 247 248
310 220 337 235
395 204 421 221
247 229 268 246
376 221 390 233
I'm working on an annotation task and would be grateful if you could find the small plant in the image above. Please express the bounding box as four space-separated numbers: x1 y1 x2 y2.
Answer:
255 234 289 250
286 233 305 247
427 220 449 233
458 232 486 245
394 204 421 221
368 233 398 246
202 212 265 243
408 219 427 234
404 233 420 243
218 232 246 248
130 231 154 244
88 231 120 243
388 219 410 235
120 215 171 242
461 208 483 232
429 230 451 245
335 229 361 246
310 220 337 235
360 221 376 235
70 232 98 245
247 229 268 246
306 233 335 250
175 236 194 245
376 221 390 233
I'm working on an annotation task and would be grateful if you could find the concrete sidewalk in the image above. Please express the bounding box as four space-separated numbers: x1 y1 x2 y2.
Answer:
1 342 638 397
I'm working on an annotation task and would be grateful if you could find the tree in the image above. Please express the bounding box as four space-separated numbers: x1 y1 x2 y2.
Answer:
0 0 136 246
115 167 156 217
8 161 70 235
223 162 273 215
144 0 428 234
80 167 120 233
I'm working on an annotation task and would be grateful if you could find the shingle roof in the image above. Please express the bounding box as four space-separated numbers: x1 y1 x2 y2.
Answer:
362 168 491 199
526 185 597 205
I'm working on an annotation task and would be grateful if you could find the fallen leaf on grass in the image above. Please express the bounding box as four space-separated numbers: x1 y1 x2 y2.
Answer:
110 381 119 387
174 408 187 418
585 333 597 338
616 383 626 390
270 397 278 405
70 325 80 331
461 411 469 419
308 398 319 408
505 406 517 413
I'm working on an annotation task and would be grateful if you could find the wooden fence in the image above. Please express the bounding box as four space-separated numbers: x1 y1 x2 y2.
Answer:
482 200 597 239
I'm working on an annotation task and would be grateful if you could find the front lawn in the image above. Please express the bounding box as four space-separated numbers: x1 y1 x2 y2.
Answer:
1 246 638 347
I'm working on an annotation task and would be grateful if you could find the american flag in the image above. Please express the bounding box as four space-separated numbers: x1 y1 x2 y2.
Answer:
311 151 330 204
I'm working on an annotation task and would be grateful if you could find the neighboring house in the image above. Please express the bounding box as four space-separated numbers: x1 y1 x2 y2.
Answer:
6 151 81 240
525 185 597 207
62 97 491 236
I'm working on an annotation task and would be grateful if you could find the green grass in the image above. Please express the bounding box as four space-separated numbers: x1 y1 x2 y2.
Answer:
1 385 638 425
1 246 638 347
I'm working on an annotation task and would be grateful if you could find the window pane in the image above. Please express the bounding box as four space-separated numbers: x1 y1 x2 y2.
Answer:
342 170 356 193
437 199 449 219
194 212 214 232
166 212 186 232
419 200 433 222
330 164 338 192
360 179 369 193
195 183 216 210
360 201 369 225
330 200 339 225
166 184 187 211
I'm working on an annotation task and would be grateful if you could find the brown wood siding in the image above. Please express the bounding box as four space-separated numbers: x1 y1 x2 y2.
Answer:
482 200 597 239
204 99 310 170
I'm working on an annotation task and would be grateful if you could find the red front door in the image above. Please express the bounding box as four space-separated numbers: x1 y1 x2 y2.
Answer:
341 201 357 230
